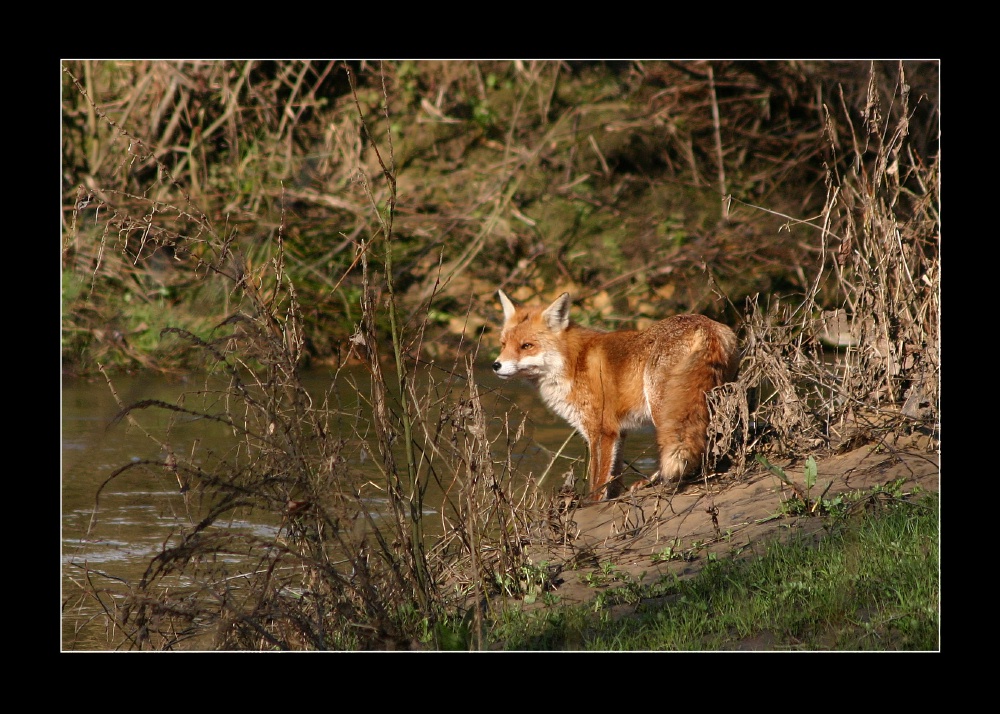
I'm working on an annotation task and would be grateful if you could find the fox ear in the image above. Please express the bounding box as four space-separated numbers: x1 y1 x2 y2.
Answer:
498 289 517 322
542 292 571 332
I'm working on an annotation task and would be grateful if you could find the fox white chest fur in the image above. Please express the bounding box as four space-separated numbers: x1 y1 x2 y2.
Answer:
493 290 739 502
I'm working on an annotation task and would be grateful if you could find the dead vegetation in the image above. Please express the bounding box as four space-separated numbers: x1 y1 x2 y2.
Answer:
61 60 939 650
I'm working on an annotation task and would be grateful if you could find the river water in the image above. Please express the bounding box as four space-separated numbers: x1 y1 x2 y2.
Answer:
62 365 664 650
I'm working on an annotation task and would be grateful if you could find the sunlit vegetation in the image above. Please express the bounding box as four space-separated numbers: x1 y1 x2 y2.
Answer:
61 60 939 650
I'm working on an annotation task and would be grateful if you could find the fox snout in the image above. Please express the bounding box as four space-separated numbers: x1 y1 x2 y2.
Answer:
492 358 516 379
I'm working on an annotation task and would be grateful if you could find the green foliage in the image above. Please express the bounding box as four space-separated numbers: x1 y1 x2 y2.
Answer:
493 559 556 604
472 100 498 129
581 560 631 589
756 454 843 517
655 214 690 248
652 539 701 563
435 618 471 651
652 540 683 563
487 493 938 650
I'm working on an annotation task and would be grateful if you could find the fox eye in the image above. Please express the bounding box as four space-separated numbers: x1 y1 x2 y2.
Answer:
521 342 533 350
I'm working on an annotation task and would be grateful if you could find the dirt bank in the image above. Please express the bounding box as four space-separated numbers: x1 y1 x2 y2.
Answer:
522 430 939 609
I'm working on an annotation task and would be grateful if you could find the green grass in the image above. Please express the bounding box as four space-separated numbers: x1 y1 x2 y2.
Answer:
485 492 939 651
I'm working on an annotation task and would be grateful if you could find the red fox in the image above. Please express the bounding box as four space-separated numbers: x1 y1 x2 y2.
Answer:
493 290 739 502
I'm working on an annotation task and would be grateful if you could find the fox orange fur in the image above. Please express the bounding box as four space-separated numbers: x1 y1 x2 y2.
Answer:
493 290 739 502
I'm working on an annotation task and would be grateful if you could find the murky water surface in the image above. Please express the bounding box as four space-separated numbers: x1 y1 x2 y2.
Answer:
62 366 657 650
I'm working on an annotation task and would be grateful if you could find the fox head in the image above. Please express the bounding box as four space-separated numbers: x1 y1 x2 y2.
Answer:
492 290 571 381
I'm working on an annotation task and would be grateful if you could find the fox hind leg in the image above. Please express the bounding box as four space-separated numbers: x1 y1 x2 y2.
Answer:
650 383 711 487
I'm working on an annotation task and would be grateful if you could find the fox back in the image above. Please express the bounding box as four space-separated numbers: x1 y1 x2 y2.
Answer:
493 290 738 501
